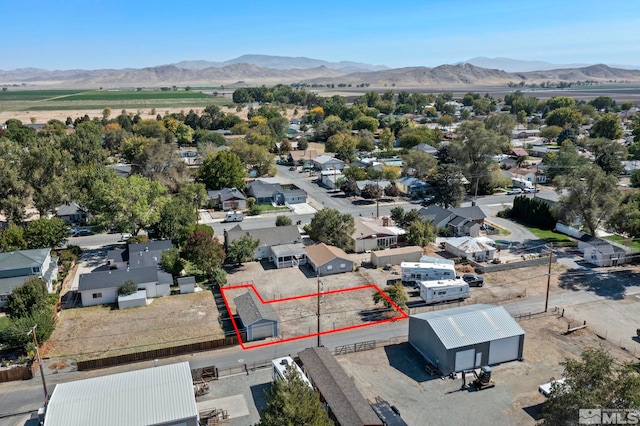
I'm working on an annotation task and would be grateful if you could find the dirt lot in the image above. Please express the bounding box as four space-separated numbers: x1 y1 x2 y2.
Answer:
336 314 639 426
45 291 223 362
223 261 402 341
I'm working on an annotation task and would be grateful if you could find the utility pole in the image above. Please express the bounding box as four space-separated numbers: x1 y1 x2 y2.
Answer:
317 273 321 347
28 325 49 403
376 176 380 219
544 244 553 313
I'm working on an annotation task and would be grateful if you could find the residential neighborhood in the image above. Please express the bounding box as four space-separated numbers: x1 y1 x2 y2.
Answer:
1 81 640 426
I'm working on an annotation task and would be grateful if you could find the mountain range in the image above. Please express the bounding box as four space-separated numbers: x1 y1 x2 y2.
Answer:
461 57 640 72
1 55 640 88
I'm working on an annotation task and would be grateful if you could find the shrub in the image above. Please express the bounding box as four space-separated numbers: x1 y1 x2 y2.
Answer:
118 280 138 296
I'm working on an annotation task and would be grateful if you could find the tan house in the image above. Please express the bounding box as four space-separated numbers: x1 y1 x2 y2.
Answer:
305 243 353 276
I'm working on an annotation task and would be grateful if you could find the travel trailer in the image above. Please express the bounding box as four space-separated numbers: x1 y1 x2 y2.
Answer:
418 278 470 304
401 259 456 285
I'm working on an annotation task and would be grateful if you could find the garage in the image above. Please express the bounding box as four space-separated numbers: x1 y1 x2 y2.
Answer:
489 336 521 365
234 291 279 342
408 304 525 375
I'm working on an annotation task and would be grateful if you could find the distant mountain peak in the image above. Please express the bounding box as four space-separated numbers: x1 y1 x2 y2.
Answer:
461 56 640 72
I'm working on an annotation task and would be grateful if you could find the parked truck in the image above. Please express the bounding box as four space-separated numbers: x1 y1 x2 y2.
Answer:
418 278 470 304
223 211 244 223
401 259 456 285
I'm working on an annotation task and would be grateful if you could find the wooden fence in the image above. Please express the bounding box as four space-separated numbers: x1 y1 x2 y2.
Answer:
77 336 240 371
0 364 34 383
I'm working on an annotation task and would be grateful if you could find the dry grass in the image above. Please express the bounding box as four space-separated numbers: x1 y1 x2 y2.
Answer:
45 291 223 361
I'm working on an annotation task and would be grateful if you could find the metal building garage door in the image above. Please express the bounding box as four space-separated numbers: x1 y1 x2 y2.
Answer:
454 349 475 371
250 321 274 341
488 337 520 365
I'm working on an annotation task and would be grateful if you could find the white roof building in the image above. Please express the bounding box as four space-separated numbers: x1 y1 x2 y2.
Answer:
44 362 198 426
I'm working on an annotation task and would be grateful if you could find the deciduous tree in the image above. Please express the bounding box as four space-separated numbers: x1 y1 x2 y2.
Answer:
305 209 354 252
24 217 68 249
553 164 620 236
372 281 408 311
196 151 247 190
226 236 259 265
181 231 225 275
405 219 436 247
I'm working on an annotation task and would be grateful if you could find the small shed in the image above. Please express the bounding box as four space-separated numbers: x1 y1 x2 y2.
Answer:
177 276 196 294
117 290 147 309
234 291 279 341
370 246 423 267
305 243 353 276
409 304 525 375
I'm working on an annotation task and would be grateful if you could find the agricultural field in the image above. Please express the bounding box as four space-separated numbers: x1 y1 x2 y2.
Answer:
0 89 229 119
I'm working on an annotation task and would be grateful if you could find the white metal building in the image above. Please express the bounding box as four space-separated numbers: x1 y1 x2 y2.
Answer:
409 304 525 375
44 362 198 426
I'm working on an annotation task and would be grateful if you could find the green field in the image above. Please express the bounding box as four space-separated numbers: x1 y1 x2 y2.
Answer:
604 234 640 251
0 89 229 113
524 226 576 246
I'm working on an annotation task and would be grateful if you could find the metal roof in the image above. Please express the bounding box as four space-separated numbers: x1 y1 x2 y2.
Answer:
411 304 525 350
225 224 301 248
43 362 197 426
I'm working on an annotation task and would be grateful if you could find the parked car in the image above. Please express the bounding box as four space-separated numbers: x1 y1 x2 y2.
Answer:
506 188 523 195
462 273 484 287
524 187 540 193
120 233 132 241
73 228 93 237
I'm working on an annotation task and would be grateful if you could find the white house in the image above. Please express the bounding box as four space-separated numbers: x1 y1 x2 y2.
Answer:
444 236 496 262
577 235 629 267
0 249 58 307
78 267 172 307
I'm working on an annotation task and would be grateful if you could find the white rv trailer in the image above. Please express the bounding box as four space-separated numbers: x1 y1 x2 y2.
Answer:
271 356 312 388
418 278 470 304
401 259 456 284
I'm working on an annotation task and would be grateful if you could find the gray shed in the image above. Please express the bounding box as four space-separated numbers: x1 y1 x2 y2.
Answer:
234 291 279 341
409 304 525 375
177 276 196 294
117 290 147 309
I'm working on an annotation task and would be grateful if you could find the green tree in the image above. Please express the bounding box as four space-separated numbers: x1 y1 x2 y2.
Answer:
590 112 623 140
181 231 225 276
546 96 576 111
6 277 49 319
449 121 505 195
539 125 563 141
372 281 408 310
343 166 367 182
379 127 395 151
607 191 640 238
0 138 28 223
210 268 227 287
553 164 620 236
545 107 583 128
24 217 68 249
405 219 436 247
196 151 247 190
226 235 260 265
151 196 198 243
427 164 466 208
631 169 640 188
590 96 615 111
360 183 383 200
306 209 355 252
543 140 588 181
230 140 276 177
276 215 292 226
89 174 168 234
161 248 184 276
484 113 516 138
541 347 640 425
258 364 332 426
118 280 138 296
401 150 437 180
0 223 27 252
587 138 626 175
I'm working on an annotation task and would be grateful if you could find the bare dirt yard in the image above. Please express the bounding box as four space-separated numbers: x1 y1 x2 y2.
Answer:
45 291 223 362
336 313 639 426
222 261 403 341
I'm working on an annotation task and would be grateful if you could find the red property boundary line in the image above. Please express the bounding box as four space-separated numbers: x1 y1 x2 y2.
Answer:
220 283 408 350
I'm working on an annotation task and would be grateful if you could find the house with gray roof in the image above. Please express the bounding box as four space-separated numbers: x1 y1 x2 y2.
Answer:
234 291 279 341
55 202 89 225
298 346 383 426
418 205 486 237
107 240 173 270
409 304 525 375
578 235 630 267
0 249 58 307
78 266 172 308
207 187 246 211
313 155 345 171
394 176 429 197
44 361 198 426
245 180 307 205
224 224 302 261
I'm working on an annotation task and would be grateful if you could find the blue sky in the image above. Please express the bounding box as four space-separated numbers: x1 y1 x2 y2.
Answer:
3 0 639 70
